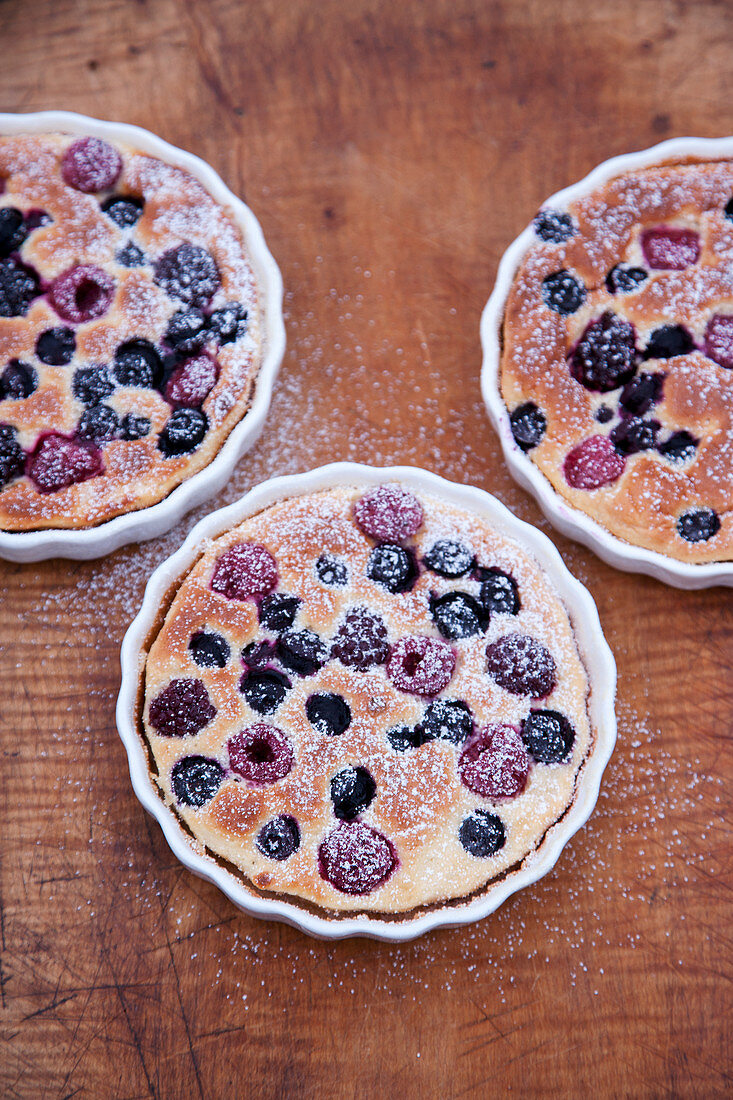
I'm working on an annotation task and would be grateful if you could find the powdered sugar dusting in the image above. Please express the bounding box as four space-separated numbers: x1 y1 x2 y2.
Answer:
138 481 592 916
0 131 265 531
502 156 733 562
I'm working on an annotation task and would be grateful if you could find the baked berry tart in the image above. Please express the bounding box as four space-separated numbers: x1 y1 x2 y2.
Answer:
482 137 733 585
0 112 283 560
119 466 616 937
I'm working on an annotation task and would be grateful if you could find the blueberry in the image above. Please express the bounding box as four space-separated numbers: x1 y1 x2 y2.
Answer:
521 709 575 764
676 508 721 543
77 404 120 443
534 209 574 243
569 312 637 392
208 302 248 344
239 668 291 714
0 360 37 399
387 725 426 752
101 195 144 228
116 242 146 267
241 640 277 667
658 430 698 463
0 423 24 487
189 630 230 668
155 243 220 307
330 766 376 821
259 593 301 633
423 539 473 578
610 416 659 455
256 815 300 860
0 207 26 256
0 258 40 317
459 810 506 857
478 568 520 616
165 308 208 354
595 405 614 424
725 196 733 222
171 755 224 808
157 408 208 456
419 698 473 745
276 629 328 676
619 372 664 416
120 413 151 440
315 554 348 586
541 270 586 315
644 325 694 360
72 365 114 405
36 326 76 366
366 543 418 593
509 401 546 451
430 591 486 640
605 265 648 294
113 339 162 388
306 692 352 737
24 209 51 232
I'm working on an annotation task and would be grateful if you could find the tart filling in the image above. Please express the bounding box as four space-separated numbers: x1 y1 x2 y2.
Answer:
0 132 262 531
141 483 593 916
501 157 733 563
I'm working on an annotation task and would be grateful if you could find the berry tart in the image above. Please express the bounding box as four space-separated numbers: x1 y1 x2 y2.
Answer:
0 113 283 555
122 467 615 933
482 138 733 581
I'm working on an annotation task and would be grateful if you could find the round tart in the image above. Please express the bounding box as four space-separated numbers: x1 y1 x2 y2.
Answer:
139 478 597 918
0 127 269 532
496 153 733 565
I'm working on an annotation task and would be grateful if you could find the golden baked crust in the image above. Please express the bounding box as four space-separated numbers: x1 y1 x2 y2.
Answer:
141 483 592 917
500 157 733 563
0 132 263 531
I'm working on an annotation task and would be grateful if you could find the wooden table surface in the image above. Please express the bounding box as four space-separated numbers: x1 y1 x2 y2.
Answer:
1 1 732 1096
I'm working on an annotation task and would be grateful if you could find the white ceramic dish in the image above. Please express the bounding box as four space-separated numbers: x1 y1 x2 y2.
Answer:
480 136 733 590
0 110 285 562
117 463 617 942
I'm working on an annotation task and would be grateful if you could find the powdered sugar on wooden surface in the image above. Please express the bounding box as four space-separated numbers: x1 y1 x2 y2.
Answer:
9 251 725 1009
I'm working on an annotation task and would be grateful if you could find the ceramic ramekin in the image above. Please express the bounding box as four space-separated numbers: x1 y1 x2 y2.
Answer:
0 110 285 562
116 463 617 942
480 136 733 589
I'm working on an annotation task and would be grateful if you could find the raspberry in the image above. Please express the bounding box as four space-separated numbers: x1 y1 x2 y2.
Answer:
353 484 424 541
211 542 278 601
50 265 115 323
563 435 626 490
387 635 456 696
458 725 530 800
318 822 397 895
61 137 122 193
227 724 294 784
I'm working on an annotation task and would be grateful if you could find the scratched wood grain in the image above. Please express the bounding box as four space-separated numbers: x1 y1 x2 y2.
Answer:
0 0 732 1096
